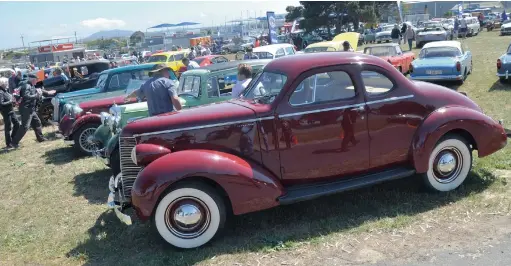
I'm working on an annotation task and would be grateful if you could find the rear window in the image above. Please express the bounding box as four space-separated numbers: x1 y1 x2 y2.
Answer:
364 46 396 56
147 55 167 62
253 52 274 59
419 47 461 58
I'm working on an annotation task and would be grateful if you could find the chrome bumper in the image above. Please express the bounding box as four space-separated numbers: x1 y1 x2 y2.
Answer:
107 175 132 225
410 74 463 81
496 70 509 79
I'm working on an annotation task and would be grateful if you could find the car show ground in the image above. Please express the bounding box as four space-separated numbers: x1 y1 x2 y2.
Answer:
1 31 511 265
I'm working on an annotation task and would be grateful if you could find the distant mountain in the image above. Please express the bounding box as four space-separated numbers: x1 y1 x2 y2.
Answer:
83 29 134 41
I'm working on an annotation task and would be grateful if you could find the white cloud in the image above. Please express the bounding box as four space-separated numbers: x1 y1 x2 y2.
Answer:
80 18 126 29
200 12 207 17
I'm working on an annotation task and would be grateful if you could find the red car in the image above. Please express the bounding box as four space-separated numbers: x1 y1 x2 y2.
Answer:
363 43 415 74
178 55 230 74
108 52 507 249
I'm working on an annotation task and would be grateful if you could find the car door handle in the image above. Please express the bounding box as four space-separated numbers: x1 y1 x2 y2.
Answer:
353 105 365 112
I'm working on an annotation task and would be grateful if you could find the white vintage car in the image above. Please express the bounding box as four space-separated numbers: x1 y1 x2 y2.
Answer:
375 25 395 43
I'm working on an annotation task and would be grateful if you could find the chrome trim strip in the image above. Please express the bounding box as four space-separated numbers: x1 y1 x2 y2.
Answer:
410 75 462 80
133 95 414 137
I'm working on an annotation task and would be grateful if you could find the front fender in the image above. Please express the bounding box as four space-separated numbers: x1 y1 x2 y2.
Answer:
412 106 507 173
105 133 119 159
131 150 284 220
93 124 112 146
69 113 101 138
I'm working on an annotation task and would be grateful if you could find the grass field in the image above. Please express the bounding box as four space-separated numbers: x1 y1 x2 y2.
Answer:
1 31 511 266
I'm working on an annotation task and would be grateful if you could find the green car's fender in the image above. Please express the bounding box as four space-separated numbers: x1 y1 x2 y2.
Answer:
93 124 112 146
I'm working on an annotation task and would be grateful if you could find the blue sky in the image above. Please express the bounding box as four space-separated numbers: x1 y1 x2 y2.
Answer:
1 1 299 49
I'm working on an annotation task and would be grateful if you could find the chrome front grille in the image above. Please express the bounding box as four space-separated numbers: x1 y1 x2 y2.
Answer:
119 136 141 201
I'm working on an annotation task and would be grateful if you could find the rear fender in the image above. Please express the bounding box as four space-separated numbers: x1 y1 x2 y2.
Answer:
412 106 507 173
69 113 101 138
131 149 284 220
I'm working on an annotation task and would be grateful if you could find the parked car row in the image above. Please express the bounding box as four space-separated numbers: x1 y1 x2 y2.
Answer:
49 37 507 250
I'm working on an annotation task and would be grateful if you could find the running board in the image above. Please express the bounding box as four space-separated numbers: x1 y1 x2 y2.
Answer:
278 167 416 205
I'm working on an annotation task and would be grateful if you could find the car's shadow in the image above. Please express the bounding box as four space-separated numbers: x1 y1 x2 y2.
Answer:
489 80 511 91
42 146 81 165
67 169 498 265
71 168 112 205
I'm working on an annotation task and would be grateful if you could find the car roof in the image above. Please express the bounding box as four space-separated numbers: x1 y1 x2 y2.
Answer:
423 41 462 50
253 44 294 53
152 50 189 56
100 63 156 75
182 59 271 76
194 55 221 60
67 60 109 67
264 52 388 78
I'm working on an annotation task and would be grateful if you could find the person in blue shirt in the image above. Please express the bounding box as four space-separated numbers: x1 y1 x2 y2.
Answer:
243 47 259 60
53 67 69 82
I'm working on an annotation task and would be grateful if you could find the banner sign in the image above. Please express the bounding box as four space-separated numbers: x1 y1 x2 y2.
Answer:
266 11 278 44
37 43 74 53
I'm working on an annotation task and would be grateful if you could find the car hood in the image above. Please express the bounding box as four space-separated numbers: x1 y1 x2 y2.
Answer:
121 100 256 137
375 31 391 37
418 30 446 35
57 87 99 99
412 57 458 67
78 95 127 111
502 23 511 29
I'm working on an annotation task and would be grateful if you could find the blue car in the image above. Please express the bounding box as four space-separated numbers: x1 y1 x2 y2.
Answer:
497 43 511 83
51 64 157 123
410 41 473 85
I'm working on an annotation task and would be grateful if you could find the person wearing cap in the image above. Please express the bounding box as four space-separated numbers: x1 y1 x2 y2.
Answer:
342 41 354 52
125 64 181 117
11 74 56 148
0 77 20 149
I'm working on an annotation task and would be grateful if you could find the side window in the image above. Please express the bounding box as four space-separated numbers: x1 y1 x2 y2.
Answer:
218 70 238 92
361 71 394 96
118 72 133 89
108 74 120 90
289 71 355 106
207 76 220 98
174 53 184 61
167 55 175 62
285 47 295 55
275 48 285 58
217 57 228 63
180 76 201 97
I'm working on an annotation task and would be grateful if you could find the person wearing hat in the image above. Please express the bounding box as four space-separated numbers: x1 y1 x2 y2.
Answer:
125 64 181 117
0 77 20 149
11 74 56 148
342 41 354 52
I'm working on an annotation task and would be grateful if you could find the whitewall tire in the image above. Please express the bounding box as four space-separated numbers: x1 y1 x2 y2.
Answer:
422 136 472 192
154 183 226 249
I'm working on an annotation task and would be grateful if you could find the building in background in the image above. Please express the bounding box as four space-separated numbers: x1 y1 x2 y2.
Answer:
29 37 85 64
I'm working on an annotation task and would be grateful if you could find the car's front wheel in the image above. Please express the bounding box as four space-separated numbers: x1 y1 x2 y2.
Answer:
422 135 472 192
154 182 226 249
73 123 101 155
38 102 54 126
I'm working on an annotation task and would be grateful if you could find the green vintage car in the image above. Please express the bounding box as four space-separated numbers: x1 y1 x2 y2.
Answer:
94 59 270 176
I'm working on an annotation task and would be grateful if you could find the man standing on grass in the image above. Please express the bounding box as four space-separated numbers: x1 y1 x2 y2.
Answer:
11 74 56 148
0 77 20 149
460 16 468 39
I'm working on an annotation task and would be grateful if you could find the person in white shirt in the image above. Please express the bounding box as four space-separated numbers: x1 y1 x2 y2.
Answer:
460 16 468 39
181 58 200 70
231 63 252 98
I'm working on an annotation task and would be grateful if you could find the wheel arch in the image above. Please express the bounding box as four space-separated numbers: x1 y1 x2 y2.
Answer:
131 149 284 220
411 106 506 173
69 114 101 139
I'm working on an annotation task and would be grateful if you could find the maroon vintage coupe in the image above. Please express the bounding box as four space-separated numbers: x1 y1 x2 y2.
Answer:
107 52 507 249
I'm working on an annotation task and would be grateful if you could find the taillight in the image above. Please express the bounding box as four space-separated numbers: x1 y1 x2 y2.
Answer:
497 59 502 69
456 61 461 72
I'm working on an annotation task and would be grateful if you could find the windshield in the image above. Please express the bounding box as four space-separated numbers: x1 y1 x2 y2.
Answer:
253 52 274 59
382 26 394 32
422 24 444 31
304 46 336 53
242 71 287 103
96 74 108 90
124 79 147 94
147 55 167 63
503 20 511 25
364 46 396 56
419 47 461 58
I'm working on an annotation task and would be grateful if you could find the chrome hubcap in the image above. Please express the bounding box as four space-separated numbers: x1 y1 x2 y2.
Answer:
165 197 210 239
433 147 463 184
79 128 99 153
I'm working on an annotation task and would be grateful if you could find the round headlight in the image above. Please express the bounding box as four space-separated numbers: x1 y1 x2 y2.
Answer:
100 112 111 124
70 106 83 117
109 104 121 116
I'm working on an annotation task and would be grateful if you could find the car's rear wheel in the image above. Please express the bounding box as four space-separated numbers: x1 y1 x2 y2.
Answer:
73 123 101 155
422 135 472 192
154 182 226 249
